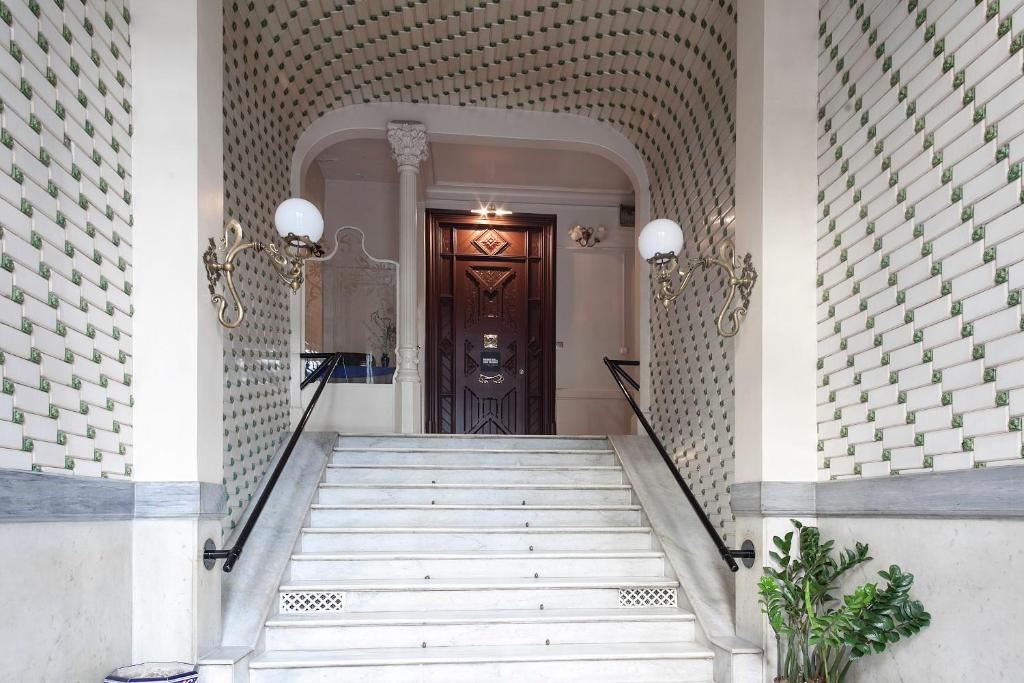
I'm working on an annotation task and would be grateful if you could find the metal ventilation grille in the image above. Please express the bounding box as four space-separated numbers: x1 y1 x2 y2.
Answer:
618 588 677 608
280 591 345 613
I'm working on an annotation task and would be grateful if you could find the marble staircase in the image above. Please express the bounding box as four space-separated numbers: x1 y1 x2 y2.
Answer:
247 434 715 682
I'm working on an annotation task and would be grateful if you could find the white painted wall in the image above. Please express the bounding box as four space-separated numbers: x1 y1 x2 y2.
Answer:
0 521 132 680
303 162 326 213
817 517 1024 682
130 0 225 663
322 179 399 261
302 384 395 434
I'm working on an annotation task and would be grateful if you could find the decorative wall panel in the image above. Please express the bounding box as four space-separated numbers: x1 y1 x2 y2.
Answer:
817 0 1024 479
0 0 133 478
222 0 739 540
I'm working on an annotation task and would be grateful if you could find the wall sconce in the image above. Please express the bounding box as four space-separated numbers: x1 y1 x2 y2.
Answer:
203 198 325 328
638 218 757 338
569 224 606 247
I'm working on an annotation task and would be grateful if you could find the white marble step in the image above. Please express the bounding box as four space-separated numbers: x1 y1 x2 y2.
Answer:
316 483 633 506
249 642 713 683
264 607 695 650
308 503 642 528
278 576 679 612
324 463 625 485
337 435 610 450
299 526 655 553
287 550 667 581
331 448 618 467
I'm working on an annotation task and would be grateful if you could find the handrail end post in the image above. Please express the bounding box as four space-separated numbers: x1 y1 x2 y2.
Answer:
222 547 242 573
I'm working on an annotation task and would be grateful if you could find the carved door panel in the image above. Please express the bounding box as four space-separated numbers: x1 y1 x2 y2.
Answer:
455 257 527 434
426 211 555 435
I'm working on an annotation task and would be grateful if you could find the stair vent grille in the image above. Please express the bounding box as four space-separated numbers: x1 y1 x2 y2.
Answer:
618 587 677 608
280 591 345 612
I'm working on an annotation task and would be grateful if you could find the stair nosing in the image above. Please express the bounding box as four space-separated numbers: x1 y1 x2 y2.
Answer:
310 503 639 511
325 464 622 471
317 483 631 490
333 447 615 454
300 526 653 534
289 550 665 561
250 641 713 668
278 576 680 591
337 434 609 440
264 607 694 628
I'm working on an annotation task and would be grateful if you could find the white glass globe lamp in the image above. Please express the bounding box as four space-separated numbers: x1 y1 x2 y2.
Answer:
274 197 324 243
638 218 684 262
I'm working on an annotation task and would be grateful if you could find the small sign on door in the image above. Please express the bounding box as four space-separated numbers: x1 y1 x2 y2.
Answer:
480 333 502 381
481 349 501 371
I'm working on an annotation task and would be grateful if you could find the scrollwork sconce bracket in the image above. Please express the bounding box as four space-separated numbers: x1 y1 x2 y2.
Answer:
203 219 324 329
650 238 758 338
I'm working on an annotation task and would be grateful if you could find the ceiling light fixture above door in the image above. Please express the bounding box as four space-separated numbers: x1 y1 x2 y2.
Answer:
471 203 512 218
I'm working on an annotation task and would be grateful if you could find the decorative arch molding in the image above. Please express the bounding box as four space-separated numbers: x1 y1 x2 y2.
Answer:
289 102 652 224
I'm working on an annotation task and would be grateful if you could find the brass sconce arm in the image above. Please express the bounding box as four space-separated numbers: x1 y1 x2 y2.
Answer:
650 238 758 337
203 219 324 328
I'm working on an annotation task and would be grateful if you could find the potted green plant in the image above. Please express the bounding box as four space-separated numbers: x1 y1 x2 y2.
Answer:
758 520 930 683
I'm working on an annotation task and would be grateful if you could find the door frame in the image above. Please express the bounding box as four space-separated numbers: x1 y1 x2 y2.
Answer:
424 209 556 434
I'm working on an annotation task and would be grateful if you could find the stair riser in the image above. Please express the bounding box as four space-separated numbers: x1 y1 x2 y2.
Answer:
279 586 672 612
250 657 712 683
300 530 654 553
325 468 624 485
337 436 610 450
264 618 695 650
331 451 617 467
316 486 632 506
309 508 641 528
288 556 666 581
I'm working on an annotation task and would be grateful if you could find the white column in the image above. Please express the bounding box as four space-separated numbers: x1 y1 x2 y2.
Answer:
387 122 429 433
131 0 224 662
733 0 819 678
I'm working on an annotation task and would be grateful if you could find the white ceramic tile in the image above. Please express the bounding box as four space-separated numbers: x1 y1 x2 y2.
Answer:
972 431 1022 462
924 427 964 455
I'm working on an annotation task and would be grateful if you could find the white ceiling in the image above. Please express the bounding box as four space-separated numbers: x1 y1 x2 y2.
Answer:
315 138 634 195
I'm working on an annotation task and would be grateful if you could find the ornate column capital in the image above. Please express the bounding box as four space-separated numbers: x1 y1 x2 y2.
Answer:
386 121 429 169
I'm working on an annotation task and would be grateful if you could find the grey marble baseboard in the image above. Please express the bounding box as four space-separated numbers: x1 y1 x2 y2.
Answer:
135 481 226 519
732 467 1024 519
730 482 816 517
0 470 226 522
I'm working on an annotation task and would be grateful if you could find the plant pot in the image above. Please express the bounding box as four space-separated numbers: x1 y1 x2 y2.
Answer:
104 662 198 683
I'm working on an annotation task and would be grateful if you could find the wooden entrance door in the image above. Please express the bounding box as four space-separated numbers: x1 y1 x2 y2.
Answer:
426 210 555 434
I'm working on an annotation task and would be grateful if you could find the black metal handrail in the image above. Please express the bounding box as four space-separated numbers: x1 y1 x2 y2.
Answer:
300 352 335 389
204 351 343 572
604 357 754 573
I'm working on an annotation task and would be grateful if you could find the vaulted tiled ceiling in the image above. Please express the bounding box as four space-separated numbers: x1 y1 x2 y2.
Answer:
225 0 736 229
222 0 740 542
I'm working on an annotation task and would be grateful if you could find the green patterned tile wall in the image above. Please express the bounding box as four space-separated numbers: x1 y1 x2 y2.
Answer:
221 0 739 540
221 8 293 535
817 0 1024 479
0 0 132 478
